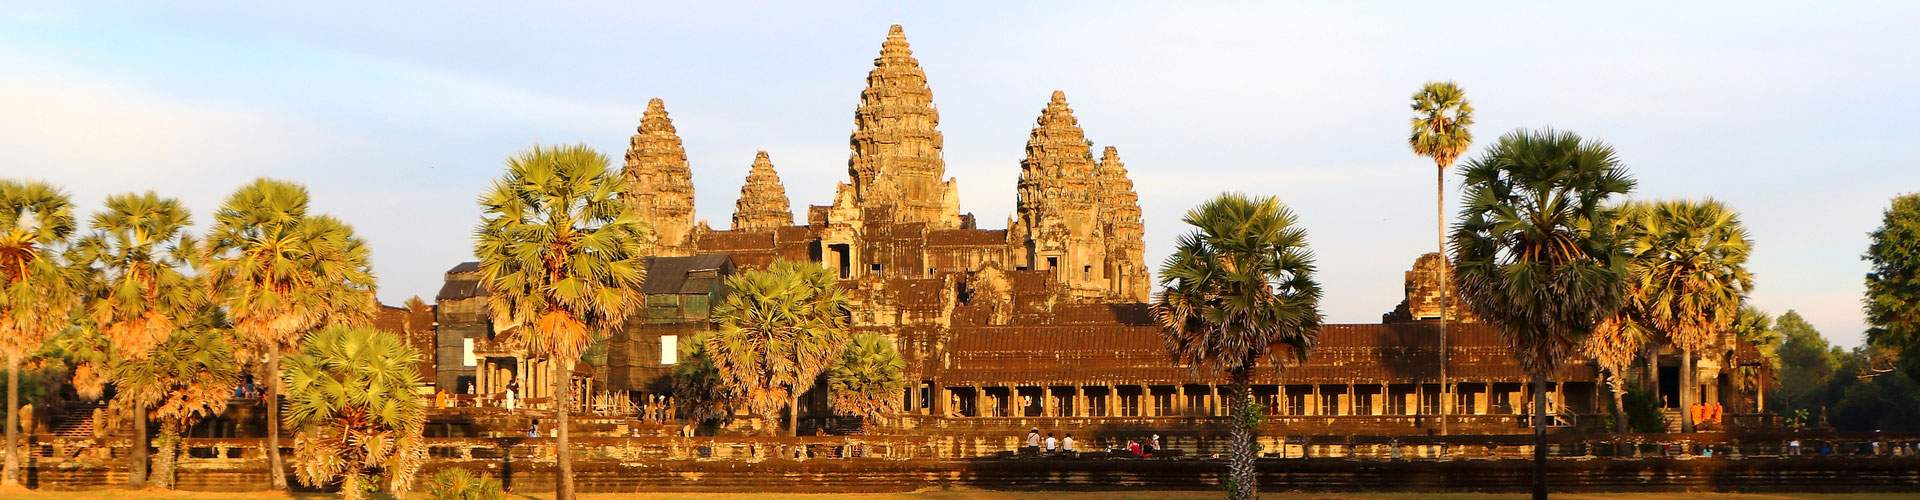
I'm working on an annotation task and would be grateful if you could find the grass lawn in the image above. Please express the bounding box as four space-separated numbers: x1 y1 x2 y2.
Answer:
3 489 1919 500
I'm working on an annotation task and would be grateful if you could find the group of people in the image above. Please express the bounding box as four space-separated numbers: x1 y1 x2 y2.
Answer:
1020 428 1166 458
1025 427 1076 454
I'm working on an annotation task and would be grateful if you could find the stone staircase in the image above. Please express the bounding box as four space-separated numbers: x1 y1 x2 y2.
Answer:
50 402 104 438
1660 409 1683 433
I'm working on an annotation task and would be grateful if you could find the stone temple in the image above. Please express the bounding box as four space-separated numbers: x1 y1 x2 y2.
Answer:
432 25 1766 436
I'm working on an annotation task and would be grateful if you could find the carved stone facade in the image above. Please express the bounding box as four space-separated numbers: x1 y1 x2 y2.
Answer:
1383 252 1475 323
838 24 962 230
730 151 793 232
622 98 697 256
1009 91 1112 299
1096 146 1150 302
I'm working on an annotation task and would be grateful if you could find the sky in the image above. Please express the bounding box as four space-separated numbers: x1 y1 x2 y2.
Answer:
4 2 1916 347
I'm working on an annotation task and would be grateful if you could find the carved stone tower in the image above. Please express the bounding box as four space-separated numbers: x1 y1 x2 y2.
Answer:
840 24 962 229
1096 146 1150 302
730 151 794 231
622 98 696 256
1011 90 1106 297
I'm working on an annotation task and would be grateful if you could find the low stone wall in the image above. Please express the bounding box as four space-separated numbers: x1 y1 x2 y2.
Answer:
17 434 1920 493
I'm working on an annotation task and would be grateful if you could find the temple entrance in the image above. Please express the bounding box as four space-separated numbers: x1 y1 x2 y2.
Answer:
1658 365 1681 409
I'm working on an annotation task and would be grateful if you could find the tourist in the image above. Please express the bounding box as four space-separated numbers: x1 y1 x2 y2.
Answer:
1127 439 1143 457
1062 433 1075 454
1148 434 1161 456
1789 439 1801 456
505 386 519 411
1027 427 1041 451
1044 432 1058 453
528 420 540 438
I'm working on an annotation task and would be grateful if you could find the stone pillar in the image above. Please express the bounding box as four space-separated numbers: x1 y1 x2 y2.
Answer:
1310 385 1321 416
972 385 983 417
1346 383 1355 416
1209 385 1220 417
1106 385 1118 417
1042 386 1055 417
1176 385 1188 416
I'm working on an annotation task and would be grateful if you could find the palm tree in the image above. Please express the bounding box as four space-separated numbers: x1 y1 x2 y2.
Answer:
1621 199 1753 433
112 315 239 489
474 144 647 500
1583 314 1647 433
1409 81 1473 435
1453 129 1633 499
203 178 376 490
827 332 907 425
708 260 851 436
68 191 201 486
673 330 733 425
1152 193 1323 500
282 325 427 500
0 179 79 487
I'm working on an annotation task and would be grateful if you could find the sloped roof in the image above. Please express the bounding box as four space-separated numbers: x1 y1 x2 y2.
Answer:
642 254 733 295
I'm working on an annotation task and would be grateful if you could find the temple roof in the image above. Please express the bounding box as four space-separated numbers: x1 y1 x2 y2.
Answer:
640 254 733 295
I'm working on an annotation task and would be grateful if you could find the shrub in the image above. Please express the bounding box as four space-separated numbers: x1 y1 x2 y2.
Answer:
426 468 503 500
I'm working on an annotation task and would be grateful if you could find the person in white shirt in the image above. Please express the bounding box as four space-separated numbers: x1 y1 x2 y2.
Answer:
1027 428 1041 450
1044 433 1058 453
505 387 518 411
1062 434 1076 453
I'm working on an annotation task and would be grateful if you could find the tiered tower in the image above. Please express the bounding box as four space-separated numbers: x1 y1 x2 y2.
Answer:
840 24 962 228
1011 91 1106 297
1096 146 1149 301
622 98 697 255
730 151 794 231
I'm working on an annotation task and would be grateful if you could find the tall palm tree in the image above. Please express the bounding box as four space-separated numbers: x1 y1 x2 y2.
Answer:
282 325 427 500
708 260 851 436
203 178 376 490
0 179 78 487
68 191 202 487
1409 81 1473 435
1152 193 1323 500
112 314 239 489
474 144 647 500
1453 129 1633 499
827 331 907 425
1621 199 1753 433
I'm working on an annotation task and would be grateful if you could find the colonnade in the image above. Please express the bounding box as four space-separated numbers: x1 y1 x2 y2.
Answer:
914 381 1591 419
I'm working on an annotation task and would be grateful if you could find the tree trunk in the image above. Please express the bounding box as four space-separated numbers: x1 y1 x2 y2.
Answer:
1681 349 1695 434
130 404 149 487
154 425 179 489
1436 165 1451 437
555 364 575 500
1531 374 1548 500
1611 376 1628 434
1225 370 1258 500
267 349 287 490
3 355 18 487
789 391 801 437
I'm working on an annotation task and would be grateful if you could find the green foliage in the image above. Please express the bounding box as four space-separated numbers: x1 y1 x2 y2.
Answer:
1620 385 1667 433
827 332 906 422
282 326 427 500
709 260 851 435
426 468 504 500
672 330 732 425
1408 81 1475 169
1864 193 1920 382
1452 128 1635 377
1772 311 1837 413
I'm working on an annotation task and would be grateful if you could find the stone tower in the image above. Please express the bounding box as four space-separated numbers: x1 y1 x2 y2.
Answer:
730 151 794 231
1011 90 1106 297
622 98 696 256
1096 146 1150 302
841 24 962 228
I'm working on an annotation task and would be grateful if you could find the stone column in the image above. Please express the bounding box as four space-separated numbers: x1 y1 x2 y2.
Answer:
1106 385 1118 417
1176 385 1188 416
972 385 983 417
1073 385 1084 418
1041 386 1055 417
1346 383 1355 416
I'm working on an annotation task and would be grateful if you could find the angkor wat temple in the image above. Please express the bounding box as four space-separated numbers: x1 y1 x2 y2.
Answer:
430 25 1766 437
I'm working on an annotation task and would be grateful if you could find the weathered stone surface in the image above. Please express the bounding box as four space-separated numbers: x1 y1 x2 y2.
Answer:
1384 252 1475 323
622 98 697 256
730 151 793 231
842 24 961 229
1096 146 1149 302
1011 90 1108 299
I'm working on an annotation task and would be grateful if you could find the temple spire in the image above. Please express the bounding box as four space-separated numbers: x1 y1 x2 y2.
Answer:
842 24 961 228
622 97 696 255
1097 146 1149 301
1012 90 1104 295
731 151 794 231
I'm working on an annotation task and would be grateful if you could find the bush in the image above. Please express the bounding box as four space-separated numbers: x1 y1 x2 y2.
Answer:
1621 385 1667 433
426 468 503 500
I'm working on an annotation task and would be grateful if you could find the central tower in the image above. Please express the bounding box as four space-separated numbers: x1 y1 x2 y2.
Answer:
842 24 962 229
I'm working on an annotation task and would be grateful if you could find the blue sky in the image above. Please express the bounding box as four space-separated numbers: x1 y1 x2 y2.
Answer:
5 2 1916 346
